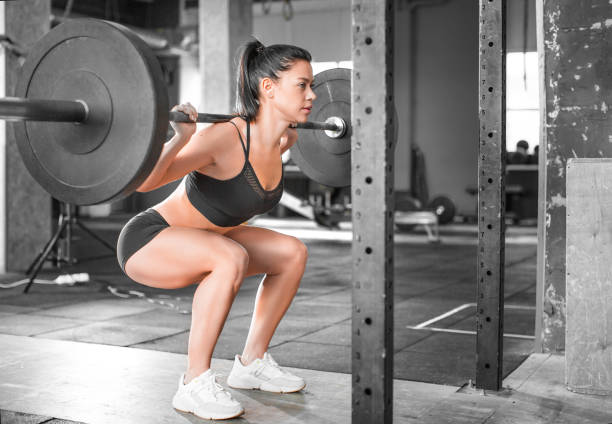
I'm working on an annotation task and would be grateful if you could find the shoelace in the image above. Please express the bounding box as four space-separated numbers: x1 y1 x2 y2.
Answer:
191 373 232 401
262 355 290 376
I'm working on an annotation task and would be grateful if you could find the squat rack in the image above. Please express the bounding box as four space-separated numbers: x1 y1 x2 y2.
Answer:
352 0 506 421
476 0 506 391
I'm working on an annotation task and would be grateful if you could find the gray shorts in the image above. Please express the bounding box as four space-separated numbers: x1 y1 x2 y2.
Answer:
116 208 169 273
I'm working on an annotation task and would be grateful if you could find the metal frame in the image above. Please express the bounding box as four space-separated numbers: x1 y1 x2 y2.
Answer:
351 0 394 422
534 0 546 354
476 0 506 390
0 2 6 273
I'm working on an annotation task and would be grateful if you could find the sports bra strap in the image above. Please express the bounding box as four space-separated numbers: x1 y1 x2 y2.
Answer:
246 120 250 156
228 120 249 158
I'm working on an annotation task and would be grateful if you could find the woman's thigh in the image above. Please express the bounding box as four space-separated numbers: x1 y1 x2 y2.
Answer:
124 226 247 289
223 225 308 277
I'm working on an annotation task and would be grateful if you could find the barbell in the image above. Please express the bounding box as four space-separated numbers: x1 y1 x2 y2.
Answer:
1 18 395 206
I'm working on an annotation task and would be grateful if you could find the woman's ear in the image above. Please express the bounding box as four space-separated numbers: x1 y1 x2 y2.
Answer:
260 77 274 99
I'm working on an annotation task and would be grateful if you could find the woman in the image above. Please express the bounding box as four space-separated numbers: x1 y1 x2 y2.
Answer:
117 39 315 420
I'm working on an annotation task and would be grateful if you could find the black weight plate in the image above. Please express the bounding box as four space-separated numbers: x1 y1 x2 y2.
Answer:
291 68 399 187
291 68 352 187
14 19 168 205
428 195 456 225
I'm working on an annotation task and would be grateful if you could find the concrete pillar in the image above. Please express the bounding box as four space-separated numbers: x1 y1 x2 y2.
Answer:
0 0 52 272
199 0 253 114
535 0 612 352
351 0 395 421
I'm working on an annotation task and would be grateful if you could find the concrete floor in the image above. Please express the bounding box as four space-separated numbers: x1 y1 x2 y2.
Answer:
0 216 556 422
0 217 537 386
2 336 612 423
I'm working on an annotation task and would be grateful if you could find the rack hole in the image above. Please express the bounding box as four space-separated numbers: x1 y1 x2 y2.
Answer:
488 87 493 92
365 176 373 184
488 132 493 138
364 388 372 395
365 246 372 254
486 316 491 322
489 41 494 47
485 363 491 369
364 317 372 325
488 178 493 184
365 36 373 45
365 107 372 114
486 270 492 276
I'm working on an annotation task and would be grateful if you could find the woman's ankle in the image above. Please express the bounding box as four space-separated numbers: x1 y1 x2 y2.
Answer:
240 351 264 366
184 367 210 384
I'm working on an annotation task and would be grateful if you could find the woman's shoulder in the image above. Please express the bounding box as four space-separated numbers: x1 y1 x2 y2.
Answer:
192 118 243 152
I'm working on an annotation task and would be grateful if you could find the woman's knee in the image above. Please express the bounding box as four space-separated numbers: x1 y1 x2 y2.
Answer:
285 237 308 267
214 242 249 280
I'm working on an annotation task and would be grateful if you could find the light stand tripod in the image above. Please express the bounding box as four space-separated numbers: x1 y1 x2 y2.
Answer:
23 201 116 293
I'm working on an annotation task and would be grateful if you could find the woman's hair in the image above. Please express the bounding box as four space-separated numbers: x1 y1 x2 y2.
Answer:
235 38 312 121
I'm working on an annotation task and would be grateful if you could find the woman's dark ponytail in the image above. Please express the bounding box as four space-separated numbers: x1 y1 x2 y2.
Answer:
235 39 265 121
234 38 311 122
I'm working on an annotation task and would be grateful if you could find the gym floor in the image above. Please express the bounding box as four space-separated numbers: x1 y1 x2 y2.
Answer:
1 216 611 423
0 216 533 418
0 216 537 384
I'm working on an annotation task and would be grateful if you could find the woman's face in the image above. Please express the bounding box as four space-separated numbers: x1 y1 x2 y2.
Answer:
265 59 316 123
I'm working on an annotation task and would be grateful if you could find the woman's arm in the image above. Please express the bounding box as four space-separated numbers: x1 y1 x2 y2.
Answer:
137 122 237 192
136 103 199 192
136 133 196 192
137 103 240 192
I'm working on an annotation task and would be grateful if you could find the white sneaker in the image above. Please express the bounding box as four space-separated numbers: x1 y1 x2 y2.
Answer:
227 352 306 393
172 369 244 420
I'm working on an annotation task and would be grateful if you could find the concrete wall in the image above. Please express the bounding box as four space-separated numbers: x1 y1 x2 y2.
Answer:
407 1 478 214
536 0 612 353
0 0 52 272
253 0 351 62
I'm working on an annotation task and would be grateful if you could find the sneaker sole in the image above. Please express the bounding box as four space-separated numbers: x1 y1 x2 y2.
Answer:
174 406 245 421
228 379 306 393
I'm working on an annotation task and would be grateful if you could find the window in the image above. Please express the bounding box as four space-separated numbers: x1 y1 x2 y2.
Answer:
311 60 352 75
506 52 539 154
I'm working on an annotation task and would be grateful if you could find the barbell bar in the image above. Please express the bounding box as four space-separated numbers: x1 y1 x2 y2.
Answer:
0 97 89 122
2 18 393 205
0 97 347 136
